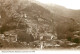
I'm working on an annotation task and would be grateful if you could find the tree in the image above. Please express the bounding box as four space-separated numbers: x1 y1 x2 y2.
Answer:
17 30 34 43
0 0 30 33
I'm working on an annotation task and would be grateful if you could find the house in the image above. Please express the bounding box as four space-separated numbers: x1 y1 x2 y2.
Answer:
39 32 57 41
0 34 5 40
4 30 17 42
8 34 17 42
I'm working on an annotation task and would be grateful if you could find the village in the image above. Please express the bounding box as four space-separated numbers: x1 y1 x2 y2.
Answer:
0 29 80 49
0 0 80 50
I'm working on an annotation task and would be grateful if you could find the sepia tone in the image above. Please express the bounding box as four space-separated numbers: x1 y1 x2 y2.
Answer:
0 0 80 50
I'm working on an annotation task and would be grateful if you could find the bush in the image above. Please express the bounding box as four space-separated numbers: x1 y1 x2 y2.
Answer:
72 38 80 43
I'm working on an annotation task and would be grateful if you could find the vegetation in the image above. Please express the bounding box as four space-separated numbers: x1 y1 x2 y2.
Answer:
0 0 80 49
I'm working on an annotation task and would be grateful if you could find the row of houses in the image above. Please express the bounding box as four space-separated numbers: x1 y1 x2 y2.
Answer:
0 30 17 42
38 32 57 41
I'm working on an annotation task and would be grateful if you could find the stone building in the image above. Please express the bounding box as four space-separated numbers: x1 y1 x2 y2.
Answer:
4 30 17 42
0 34 5 40
39 32 57 41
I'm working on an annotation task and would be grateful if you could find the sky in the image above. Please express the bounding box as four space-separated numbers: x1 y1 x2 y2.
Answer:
36 0 80 10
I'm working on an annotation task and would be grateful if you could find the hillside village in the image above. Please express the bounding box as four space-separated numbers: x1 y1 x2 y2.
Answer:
0 0 80 50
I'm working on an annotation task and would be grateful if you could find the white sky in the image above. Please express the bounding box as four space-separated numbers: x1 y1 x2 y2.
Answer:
36 0 80 10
